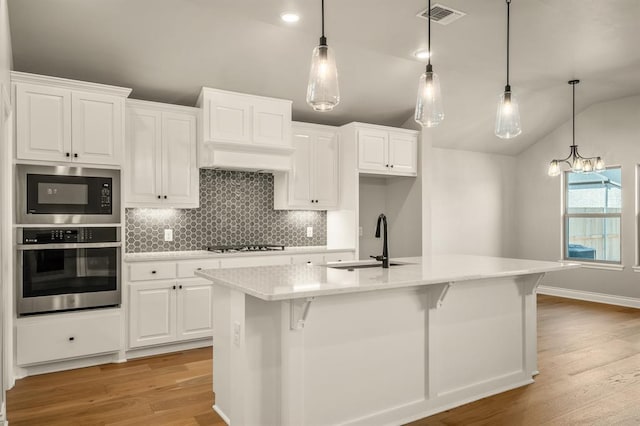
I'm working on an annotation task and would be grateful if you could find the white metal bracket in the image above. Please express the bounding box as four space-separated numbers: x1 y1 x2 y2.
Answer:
290 297 315 330
437 282 452 308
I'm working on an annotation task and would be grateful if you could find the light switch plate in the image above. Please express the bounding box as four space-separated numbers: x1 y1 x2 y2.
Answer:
164 229 173 242
306 226 313 238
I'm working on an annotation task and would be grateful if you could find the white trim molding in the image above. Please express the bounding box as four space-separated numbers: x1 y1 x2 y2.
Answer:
538 285 640 309
10 71 132 97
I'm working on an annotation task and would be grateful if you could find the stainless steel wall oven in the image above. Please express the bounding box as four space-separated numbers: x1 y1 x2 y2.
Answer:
16 165 120 224
17 227 121 315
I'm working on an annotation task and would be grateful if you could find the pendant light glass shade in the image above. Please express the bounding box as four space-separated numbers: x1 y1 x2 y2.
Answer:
306 43 340 112
414 0 444 127
415 67 444 127
495 0 522 139
495 89 522 138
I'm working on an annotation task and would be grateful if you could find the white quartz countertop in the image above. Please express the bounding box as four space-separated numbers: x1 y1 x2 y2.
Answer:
124 246 355 262
194 255 580 301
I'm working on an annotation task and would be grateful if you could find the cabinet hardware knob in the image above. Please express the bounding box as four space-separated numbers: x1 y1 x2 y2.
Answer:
172 285 176 290
74 153 78 158
385 164 389 167
307 261 311 264
390 165 394 168
65 152 70 157
157 195 161 199
179 285 183 289
196 267 202 270
68 337 75 341
164 195 168 199
151 270 157 274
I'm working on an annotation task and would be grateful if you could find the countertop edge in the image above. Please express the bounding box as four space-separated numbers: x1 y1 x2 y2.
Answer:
195 259 581 301
124 247 356 262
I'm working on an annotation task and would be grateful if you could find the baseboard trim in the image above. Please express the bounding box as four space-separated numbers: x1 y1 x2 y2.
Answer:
538 285 640 309
213 405 230 425
126 339 212 360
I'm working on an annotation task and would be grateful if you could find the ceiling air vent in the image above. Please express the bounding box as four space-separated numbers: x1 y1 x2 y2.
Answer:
417 3 466 25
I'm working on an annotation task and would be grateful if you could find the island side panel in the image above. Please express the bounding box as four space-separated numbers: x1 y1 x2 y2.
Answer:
429 274 542 408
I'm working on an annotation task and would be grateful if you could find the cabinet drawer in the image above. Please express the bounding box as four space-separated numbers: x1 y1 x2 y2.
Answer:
17 309 121 365
324 252 355 263
220 255 291 268
290 253 326 265
129 262 176 281
177 259 220 278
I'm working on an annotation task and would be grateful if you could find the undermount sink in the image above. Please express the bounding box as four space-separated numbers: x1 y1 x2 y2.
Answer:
328 262 412 270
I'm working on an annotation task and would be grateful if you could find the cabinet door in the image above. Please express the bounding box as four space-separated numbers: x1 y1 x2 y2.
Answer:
358 129 389 172
207 92 251 144
125 107 163 206
72 92 124 165
389 133 418 175
176 279 214 341
312 131 339 208
288 132 313 208
162 112 198 207
128 281 177 348
253 97 291 147
16 84 71 162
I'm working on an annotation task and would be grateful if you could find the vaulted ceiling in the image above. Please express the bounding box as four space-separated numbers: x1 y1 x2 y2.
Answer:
8 0 640 155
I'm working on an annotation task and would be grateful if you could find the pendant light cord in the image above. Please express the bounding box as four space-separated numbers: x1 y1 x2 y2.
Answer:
506 0 511 88
572 82 576 147
321 0 325 38
427 0 432 67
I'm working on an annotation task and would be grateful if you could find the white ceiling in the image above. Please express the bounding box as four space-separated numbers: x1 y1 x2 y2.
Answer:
8 0 640 155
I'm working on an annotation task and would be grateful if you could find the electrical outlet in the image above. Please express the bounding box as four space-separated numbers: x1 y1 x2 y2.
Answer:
233 322 241 347
164 229 173 242
306 226 313 238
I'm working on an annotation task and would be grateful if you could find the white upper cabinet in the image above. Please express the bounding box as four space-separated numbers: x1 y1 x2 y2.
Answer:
356 123 418 176
125 100 198 208
197 87 293 171
274 122 339 210
72 91 123 165
12 72 131 166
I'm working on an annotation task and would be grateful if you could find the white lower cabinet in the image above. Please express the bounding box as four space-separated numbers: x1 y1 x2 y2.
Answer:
16 309 121 366
128 278 213 348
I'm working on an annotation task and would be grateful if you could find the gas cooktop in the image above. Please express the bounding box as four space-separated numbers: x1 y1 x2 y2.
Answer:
206 244 285 254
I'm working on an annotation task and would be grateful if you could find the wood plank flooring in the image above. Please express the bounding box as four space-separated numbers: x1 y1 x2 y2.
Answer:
6 295 640 425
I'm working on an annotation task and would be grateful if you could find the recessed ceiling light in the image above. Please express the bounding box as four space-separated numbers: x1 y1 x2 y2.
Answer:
280 12 300 23
414 49 430 60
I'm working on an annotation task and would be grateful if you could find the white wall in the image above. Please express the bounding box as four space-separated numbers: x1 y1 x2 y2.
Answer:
516 95 640 300
358 175 421 260
431 148 517 257
0 0 11 416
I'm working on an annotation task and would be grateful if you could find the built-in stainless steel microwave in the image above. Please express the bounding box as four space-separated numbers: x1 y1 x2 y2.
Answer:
16 165 120 224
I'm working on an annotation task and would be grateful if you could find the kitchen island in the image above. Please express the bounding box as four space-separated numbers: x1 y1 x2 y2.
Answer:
196 255 578 426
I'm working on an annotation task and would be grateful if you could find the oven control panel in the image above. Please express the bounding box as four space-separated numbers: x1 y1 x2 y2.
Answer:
20 227 120 244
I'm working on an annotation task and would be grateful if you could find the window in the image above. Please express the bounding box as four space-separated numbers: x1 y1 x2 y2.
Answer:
564 167 621 264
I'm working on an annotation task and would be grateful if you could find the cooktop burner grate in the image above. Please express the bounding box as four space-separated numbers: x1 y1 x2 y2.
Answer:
206 244 285 253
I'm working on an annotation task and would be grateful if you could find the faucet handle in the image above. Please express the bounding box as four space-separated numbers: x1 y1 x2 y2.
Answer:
370 255 386 261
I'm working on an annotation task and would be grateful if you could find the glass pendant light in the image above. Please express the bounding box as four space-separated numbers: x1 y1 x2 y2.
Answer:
547 80 605 176
306 0 340 112
495 0 522 139
414 0 444 127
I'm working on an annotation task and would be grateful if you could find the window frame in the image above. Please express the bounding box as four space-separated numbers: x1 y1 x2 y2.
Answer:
561 166 622 266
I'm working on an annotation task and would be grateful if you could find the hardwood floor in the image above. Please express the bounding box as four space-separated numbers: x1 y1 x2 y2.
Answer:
6 295 640 425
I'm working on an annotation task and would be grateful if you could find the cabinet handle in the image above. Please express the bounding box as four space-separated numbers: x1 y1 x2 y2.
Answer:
196 267 202 270
179 285 183 289
164 195 168 199
151 270 157 274
65 152 70 157
157 195 161 199
385 164 389 168
74 153 78 158
390 165 394 168
172 285 176 290
68 337 75 341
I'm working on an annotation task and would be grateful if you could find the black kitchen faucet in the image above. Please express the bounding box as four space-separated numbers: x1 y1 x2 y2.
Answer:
370 213 389 268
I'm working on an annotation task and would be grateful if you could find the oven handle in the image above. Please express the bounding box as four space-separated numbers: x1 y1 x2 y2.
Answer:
17 242 122 250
